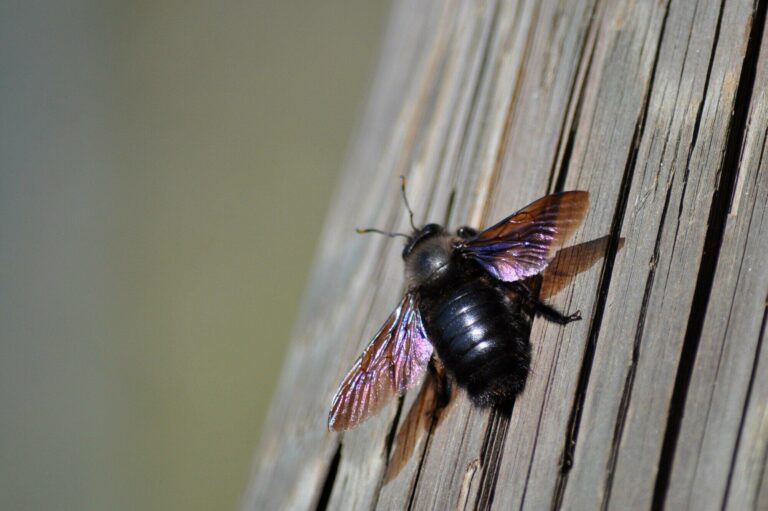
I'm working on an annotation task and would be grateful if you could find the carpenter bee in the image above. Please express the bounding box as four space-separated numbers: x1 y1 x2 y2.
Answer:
328 178 589 431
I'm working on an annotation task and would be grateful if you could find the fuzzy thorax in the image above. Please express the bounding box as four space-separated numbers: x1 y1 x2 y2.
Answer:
404 234 454 288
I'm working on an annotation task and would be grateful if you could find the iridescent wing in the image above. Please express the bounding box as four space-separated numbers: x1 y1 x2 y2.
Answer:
459 191 589 283
328 293 433 432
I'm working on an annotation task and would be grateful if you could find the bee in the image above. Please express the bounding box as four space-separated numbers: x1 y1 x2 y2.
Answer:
328 178 589 431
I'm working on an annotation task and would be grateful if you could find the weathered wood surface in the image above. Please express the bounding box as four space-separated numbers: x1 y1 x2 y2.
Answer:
244 0 768 509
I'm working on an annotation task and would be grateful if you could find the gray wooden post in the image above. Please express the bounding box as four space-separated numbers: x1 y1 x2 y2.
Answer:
244 0 768 509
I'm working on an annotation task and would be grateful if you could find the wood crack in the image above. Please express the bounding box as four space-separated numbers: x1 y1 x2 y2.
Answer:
548 0 601 194
552 3 674 509
652 0 768 507
721 296 768 509
473 408 512 509
315 445 342 511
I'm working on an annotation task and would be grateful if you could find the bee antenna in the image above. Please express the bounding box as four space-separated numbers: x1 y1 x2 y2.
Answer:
355 227 410 239
399 175 418 231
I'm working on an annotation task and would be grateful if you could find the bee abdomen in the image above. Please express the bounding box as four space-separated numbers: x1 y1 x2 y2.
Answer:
427 278 532 407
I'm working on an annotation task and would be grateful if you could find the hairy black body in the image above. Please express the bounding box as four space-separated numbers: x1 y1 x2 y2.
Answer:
328 187 588 432
405 225 577 407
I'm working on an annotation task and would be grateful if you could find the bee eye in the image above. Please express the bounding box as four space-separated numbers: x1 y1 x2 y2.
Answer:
423 223 441 234
456 226 477 239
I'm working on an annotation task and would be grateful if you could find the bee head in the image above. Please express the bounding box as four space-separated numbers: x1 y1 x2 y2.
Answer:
356 177 452 286
401 223 443 259
402 223 453 287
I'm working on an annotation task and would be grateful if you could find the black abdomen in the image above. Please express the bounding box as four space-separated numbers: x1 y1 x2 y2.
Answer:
420 274 533 407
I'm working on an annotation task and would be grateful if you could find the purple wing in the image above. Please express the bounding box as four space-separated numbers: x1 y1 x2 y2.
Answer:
459 191 589 282
328 292 432 432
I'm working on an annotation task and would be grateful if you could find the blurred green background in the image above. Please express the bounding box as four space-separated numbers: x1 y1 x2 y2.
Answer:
0 1 389 510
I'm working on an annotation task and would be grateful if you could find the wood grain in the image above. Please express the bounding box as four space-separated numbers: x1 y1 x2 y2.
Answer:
669 11 768 510
244 0 768 509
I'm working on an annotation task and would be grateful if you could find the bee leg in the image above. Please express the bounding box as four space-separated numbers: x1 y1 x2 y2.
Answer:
532 300 581 325
505 281 581 324
428 357 453 411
